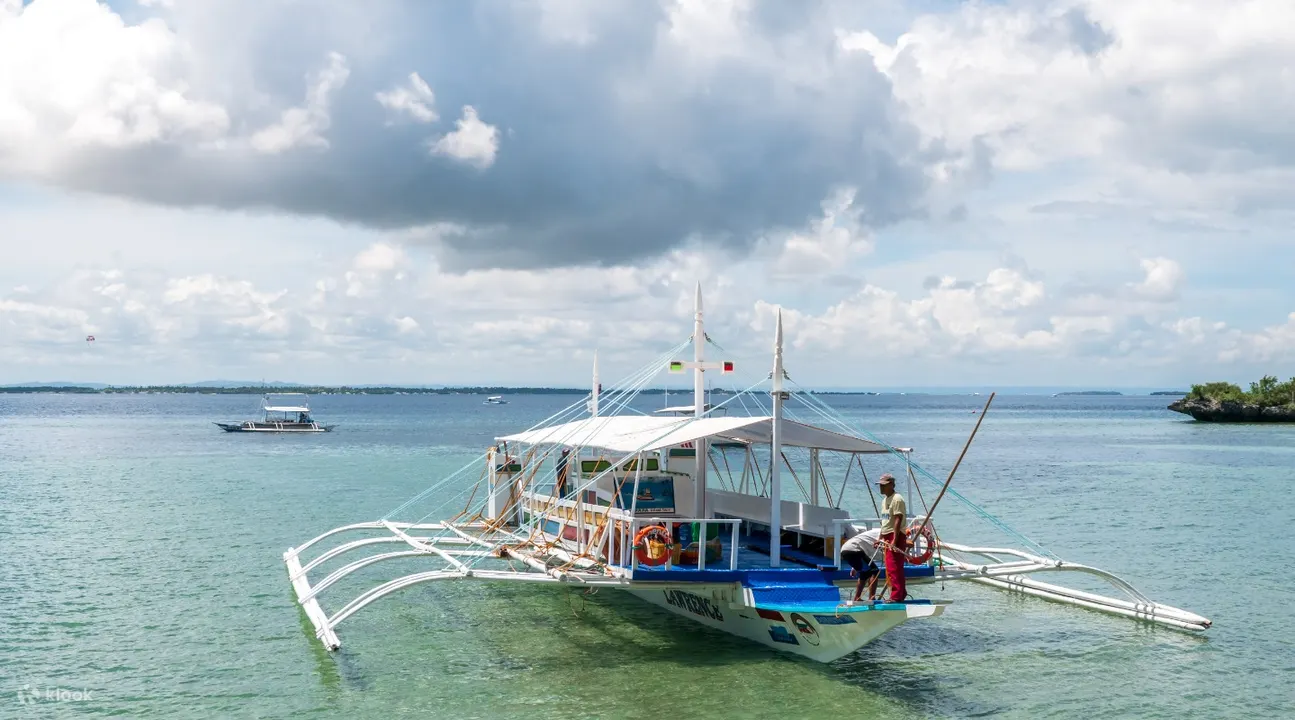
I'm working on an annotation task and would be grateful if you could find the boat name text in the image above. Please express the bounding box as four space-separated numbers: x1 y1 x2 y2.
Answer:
663 590 724 621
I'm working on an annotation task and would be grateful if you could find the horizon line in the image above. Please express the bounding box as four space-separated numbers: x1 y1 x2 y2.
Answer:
0 381 1191 393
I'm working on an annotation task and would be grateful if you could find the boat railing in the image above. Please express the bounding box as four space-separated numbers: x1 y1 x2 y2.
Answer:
624 516 741 573
826 515 932 568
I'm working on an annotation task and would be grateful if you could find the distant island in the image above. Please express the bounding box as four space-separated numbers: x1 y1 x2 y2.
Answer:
1150 390 1188 396
1055 390 1122 396
1168 375 1295 422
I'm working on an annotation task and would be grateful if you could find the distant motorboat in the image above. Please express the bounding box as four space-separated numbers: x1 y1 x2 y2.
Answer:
484 395 507 405
214 393 336 433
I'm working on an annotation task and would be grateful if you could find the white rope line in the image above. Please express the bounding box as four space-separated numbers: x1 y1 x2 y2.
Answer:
785 380 1058 560
381 338 691 523
408 339 690 529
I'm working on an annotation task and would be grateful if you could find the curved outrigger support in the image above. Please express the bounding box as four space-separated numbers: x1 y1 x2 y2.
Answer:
284 520 633 651
927 542 1212 632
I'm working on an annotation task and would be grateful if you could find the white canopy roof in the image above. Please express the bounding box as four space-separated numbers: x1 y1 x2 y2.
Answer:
263 393 310 413
654 404 711 415
497 415 894 454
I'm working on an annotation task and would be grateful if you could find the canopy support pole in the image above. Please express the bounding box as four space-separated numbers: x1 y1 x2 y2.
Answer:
591 351 600 417
692 283 708 520
769 308 785 568
809 448 819 506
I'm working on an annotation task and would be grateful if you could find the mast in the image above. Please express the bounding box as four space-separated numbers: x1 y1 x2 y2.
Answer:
591 350 600 417
666 285 731 518
693 283 708 519
769 308 785 567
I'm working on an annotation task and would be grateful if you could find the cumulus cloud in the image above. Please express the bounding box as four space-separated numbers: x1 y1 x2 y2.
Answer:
771 255 1250 371
0 0 229 174
375 72 437 124
430 106 498 169
4 0 1295 386
1130 257 1183 301
0 0 952 269
249 52 350 154
845 0 1295 214
2 238 1293 385
785 266 1054 358
763 187 874 278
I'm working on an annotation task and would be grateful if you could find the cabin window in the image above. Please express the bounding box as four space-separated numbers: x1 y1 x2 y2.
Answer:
579 458 659 473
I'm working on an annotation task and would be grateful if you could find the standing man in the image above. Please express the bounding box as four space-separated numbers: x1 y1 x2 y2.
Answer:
876 473 908 602
840 525 882 603
555 448 571 499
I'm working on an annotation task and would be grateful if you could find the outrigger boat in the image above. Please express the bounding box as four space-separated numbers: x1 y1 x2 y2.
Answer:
215 393 336 433
283 287 1210 663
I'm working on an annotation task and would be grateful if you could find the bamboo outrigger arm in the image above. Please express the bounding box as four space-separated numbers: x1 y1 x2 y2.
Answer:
930 542 1212 632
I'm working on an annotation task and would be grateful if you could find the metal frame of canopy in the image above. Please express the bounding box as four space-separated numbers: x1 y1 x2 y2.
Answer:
496 414 899 455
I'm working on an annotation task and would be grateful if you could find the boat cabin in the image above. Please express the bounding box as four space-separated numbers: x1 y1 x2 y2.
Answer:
489 414 922 578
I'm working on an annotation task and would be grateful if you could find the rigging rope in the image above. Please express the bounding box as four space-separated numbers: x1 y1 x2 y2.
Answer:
385 338 693 527
785 381 1059 561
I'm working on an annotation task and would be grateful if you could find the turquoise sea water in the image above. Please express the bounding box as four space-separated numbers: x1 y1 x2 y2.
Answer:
3 392 1294 718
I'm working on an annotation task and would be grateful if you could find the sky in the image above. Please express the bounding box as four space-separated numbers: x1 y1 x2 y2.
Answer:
1 0 1294 389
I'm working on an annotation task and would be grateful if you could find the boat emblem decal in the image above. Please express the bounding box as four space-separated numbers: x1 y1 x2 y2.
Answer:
663 590 724 621
767 626 799 645
812 614 856 625
789 613 820 646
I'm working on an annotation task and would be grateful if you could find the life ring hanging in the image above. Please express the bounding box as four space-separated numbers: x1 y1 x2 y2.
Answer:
905 524 936 565
633 525 672 567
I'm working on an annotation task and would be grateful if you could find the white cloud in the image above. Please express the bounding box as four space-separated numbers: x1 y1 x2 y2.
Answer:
343 242 407 298
0 0 229 173
1 226 1292 387
1130 257 1183 301
375 72 437 123
764 187 874 277
3 0 1295 388
429 105 499 169
249 51 350 154
844 0 1295 213
785 261 1170 360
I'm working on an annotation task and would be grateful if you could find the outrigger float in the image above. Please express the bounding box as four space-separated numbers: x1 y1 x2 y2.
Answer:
284 287 1210 663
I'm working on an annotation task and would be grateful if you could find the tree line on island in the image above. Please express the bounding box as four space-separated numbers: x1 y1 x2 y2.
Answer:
1170 374 1295 422
1188 375 1295 407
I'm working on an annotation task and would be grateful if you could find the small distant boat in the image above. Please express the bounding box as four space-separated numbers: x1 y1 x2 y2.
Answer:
484 395 507 405
214 393 336 433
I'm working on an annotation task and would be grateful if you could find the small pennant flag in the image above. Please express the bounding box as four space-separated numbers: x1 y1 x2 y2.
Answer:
721 361 734 373
668 361 685 373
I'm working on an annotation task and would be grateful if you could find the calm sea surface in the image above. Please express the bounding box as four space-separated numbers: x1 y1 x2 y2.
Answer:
2 392 1293 718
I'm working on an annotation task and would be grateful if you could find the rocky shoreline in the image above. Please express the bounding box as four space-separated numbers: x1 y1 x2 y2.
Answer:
1168 397 1295 422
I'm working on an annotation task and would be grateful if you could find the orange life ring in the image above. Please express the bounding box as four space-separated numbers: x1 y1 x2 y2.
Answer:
633 525 672 566
905 523 936 565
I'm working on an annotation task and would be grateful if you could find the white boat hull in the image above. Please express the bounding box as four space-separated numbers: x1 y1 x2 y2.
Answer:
625 587 945 663
215 422 335 433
